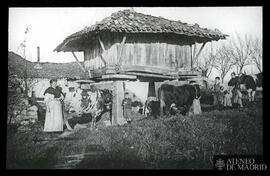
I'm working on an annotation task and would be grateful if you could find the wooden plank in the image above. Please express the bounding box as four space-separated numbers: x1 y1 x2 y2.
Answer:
164 43 169 67
156 43 160 66
125 72 176 79
71 52 86 72
159 43 164 66
145 44 151 65
101 74 137 80
140 43 146 65
152 43 157 65
134 44 140 65
172 45 176 68
120 65 174 74
128 44 133 65
112 44 117 65
190 45 193 69
175 45 179 68
118 36 127 65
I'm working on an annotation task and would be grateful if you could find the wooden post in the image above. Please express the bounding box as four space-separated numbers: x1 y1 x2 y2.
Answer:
160 87 164 116
118 36 127 65
98 36 107 66
98 36 106 52
71 52 86 72
112 81 126 125
193 42 206 64
99 54 107 66
193 42 197 59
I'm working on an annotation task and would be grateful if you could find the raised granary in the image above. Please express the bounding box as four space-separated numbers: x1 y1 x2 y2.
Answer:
54 9 228 123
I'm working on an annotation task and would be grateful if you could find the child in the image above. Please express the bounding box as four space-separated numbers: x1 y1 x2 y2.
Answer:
122 92 132 123
212 77 223 108
223 89 233 107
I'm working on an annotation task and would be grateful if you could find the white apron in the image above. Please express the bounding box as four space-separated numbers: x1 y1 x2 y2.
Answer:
44 93 64 132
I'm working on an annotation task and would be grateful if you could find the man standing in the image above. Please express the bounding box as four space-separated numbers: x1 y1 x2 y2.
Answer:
228 72 243 107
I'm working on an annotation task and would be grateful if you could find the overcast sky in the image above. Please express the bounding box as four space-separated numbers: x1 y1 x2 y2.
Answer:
8 7 262 80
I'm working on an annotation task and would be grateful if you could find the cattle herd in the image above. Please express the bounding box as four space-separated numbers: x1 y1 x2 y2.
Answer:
58 72 262 128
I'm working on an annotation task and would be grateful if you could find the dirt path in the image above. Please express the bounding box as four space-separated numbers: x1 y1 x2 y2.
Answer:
53 144 106 169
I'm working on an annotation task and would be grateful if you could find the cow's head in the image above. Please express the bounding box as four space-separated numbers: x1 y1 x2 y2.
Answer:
237 73 248 85
102 89 112 103
145 99 160 117
100 89 113 110
169 103 178 115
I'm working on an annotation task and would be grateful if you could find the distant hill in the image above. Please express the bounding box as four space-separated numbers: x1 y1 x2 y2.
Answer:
8 51 88 79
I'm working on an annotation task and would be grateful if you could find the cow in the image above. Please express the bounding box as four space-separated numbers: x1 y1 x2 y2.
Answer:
144 96 160 118
238 72 262 102
131 100 144 114
81 87 113 129
158 83 201 116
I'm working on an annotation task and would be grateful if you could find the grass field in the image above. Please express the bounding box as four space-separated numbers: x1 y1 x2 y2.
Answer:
6 101 263 169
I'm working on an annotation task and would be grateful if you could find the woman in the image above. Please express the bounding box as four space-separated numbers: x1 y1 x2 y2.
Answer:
43 79 64 132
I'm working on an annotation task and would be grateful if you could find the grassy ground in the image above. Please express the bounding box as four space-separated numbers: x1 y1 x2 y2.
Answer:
6 101 263 169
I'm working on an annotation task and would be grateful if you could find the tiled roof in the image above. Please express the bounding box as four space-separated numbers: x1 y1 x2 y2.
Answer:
8 52 88 79
55 9 228 52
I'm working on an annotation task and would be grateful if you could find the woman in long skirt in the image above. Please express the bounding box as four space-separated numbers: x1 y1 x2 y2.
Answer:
43 79 64 132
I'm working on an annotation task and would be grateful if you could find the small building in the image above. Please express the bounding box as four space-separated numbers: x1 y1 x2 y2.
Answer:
8 51 88 105
54 9 228 124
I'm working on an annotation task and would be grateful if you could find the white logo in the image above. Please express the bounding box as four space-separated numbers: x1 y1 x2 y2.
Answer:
215 158 225 170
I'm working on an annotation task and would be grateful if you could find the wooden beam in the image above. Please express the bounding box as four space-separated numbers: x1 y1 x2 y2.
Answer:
193 42 197 59
125 72 176 79
118 36 127 65
101 74 137 80
71 52 86 72
99 54 107 66
193 42 206 63
98 36 107 66
98 36 106 52
121 65 174 75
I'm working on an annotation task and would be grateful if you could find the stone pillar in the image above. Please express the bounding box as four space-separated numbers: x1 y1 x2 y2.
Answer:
112 81 126 125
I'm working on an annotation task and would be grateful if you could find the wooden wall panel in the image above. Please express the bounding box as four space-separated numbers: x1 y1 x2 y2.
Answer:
84 35 193 72
145 44 151 65
152 43 157 66
140 44 146 65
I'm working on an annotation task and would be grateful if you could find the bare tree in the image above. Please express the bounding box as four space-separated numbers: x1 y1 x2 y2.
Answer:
229 33 253 74
197 43 217 78
213 44 235 83
250 37 262 73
